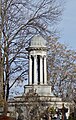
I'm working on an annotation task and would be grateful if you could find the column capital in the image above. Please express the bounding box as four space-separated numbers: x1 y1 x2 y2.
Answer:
29 55 31 59
44 55 47 58
40 55 43 58
32 55 37 58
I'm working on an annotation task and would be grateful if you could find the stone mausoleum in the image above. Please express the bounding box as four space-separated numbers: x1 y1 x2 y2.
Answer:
8 35 70 119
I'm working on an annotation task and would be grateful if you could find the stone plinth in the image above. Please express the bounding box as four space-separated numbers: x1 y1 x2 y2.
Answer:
24 85 52 96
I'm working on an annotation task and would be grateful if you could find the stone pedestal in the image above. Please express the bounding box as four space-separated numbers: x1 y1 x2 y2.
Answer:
24 85 52 96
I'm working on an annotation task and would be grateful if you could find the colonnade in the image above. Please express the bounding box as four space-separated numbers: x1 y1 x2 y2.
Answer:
29 55 47 85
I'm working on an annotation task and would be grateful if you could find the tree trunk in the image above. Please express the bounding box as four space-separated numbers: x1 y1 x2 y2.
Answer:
3 100 8 115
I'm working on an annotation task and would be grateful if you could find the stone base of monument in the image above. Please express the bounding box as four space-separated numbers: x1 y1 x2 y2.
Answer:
24 85 52 96
24 85 62 102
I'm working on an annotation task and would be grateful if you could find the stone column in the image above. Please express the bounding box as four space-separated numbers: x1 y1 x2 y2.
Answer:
29 55 32 85
44 56 47 84
34 55 37 84
40 56 43 84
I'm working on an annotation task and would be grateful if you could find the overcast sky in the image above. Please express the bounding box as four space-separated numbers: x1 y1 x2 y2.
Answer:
59 0 76 50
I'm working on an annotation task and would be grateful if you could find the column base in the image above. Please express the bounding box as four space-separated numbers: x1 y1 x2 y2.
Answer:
24 85 52 96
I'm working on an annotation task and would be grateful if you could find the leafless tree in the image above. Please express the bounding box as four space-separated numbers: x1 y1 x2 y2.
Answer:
47 37 76 101
0 0 63 114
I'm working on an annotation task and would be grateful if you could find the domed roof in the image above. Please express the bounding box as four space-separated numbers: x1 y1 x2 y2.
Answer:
30 35 46 47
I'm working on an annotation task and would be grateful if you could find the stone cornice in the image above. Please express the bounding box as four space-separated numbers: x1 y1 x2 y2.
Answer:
26 47 47 51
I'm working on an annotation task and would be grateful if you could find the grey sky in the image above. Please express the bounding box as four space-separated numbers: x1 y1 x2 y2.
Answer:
59 0 76 50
